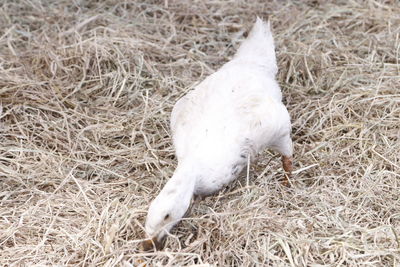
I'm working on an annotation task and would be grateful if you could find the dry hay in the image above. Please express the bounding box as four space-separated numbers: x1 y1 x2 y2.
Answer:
0 0 399 266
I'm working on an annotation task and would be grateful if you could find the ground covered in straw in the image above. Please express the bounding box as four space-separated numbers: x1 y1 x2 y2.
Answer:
1 0 399 266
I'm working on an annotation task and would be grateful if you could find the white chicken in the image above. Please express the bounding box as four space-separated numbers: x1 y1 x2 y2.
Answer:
142 17 293 251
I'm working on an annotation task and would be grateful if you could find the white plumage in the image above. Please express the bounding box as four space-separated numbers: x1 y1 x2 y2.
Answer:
142 17 293 250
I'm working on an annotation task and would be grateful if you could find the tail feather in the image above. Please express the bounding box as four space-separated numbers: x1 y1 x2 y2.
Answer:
234 17 277 75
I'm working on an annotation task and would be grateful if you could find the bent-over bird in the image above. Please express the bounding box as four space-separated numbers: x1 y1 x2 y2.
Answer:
142 17 293 251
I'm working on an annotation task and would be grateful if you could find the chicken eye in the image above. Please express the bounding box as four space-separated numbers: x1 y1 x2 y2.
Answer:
164 214 170 220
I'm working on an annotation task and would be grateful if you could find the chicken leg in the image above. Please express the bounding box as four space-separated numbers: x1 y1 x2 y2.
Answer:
281 155 293 187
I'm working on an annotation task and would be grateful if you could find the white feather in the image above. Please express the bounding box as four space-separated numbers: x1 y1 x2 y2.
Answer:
144 17 292 243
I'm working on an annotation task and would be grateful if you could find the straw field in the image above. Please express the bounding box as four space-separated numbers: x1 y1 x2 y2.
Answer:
1 0 399 266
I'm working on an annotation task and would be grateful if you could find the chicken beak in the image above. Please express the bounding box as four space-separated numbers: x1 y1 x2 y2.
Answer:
141 236 164 251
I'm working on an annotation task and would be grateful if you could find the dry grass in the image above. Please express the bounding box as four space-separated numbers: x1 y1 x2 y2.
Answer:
1 0 399 266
